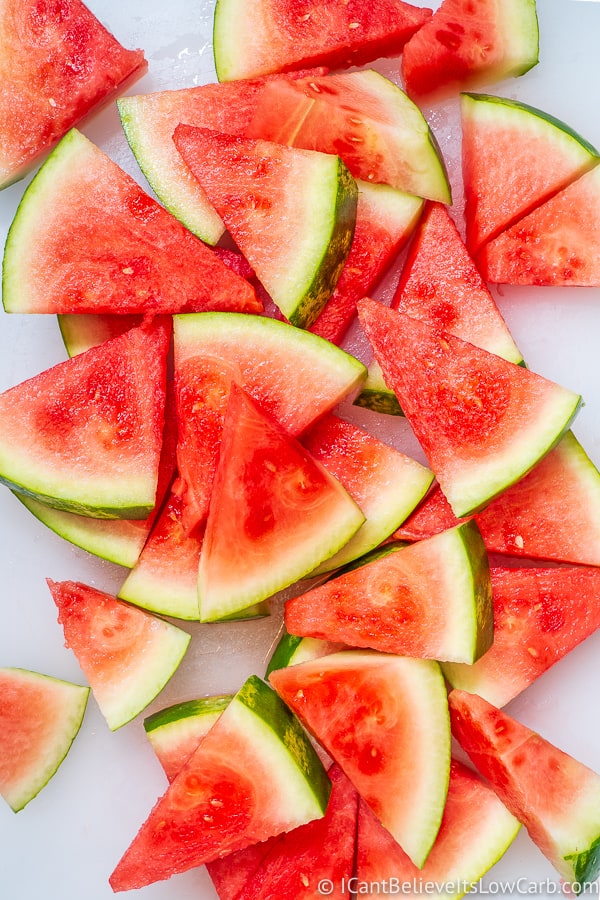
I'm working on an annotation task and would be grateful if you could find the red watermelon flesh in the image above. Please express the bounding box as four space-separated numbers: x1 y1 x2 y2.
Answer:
0 0 146 189
449 690 600 887
357 297 582 518
443 565 600 708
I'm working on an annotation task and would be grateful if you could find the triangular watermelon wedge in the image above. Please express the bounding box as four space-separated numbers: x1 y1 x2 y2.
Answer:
172 123 357 328
269 649 451 868
449 689 600 890
0 319 169 519
197 384 365 621
357 297 582 518
2 129 261 315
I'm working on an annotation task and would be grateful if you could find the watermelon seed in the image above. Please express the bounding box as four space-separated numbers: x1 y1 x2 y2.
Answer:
301 874 310 887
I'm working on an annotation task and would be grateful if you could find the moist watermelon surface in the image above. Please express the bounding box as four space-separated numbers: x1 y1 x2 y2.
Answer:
0 0 146 189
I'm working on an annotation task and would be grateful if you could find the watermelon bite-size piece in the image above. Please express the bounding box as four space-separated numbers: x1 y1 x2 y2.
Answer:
246 69 451 204
173 311 367 531
449 689 600 890
401 0 539 103
197 384 365 622
48 580 191 731
213 0 432 81
0 319 169 519
2 128 261 316
356 758 520 900
173 124 357 329
266 627 348 678
461 92 600 255
109 675 332 892
285 520 493 664
443 564 600 708
309 181 424 345
301 413 433 575
479 163 600 286
357 297 582 519
269 649 451 868
0 667 89 813
0 0 146 190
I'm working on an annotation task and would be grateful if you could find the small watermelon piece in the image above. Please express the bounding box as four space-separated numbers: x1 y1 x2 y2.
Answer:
356 758 520 900
109 675 332 892
401 0 539 102
0 0 146 189
266 628 347 677
58 313 145 357
302 413 433 574
0 667 89 812
212 0 432 81
269 649 451 868
0 319 169 519
443 565 600 707
449 689 600 889
2 129 261 316
173 124 357 328
461 92 600 254
285 521 493 664
309 181 424 345
197 384 365 621
357 298 582 518
479 163 600 286
48 580 191 731
173 311 367 531
246 69 451 203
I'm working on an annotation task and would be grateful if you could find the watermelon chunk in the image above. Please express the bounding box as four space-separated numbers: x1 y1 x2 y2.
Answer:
48 580 191 731
269 649 451 868
0 319 169 519
401 0 539 102
0 0 146 189
357 297 582 518
449 689 600 890
212 0 432 81
0 667 89 812
266 628 347 677
2 129 261 315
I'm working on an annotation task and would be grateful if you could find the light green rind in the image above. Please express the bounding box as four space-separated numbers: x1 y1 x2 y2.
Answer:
265 629 345 677
496 0 539 79
144 695 233 736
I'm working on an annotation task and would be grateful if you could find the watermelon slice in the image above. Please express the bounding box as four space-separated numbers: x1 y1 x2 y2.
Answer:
0 667 89 812
48 580 191 731
357 298 582 518
301 413 433 574
479 163 600 286
443 565 600 708
0 319 169 519
173 123 357 328
269 649 451 868
173 311 367 532
0 0 146 189
356 758 520 899
58 313 145 358
2 129 261 316
197 384 365 621
246 69 451 203
266 628 347 677
449 689 600 889
284 521 493 664
109 675 332 892
212 0 432 81
309 181 424 345
401 0 539 102
461 92 600 254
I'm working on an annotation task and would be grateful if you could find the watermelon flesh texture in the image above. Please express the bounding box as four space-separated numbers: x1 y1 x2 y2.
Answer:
0 0 146 189
2 129 261 316
0 668 89 812
401 0 539 102
449 689 600 889
356 759 520 900
357 297 582 518
213 0 432 81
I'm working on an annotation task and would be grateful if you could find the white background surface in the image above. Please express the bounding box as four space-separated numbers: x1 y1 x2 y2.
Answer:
1 1 600 898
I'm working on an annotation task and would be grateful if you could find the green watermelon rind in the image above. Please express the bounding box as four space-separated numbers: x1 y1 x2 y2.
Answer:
118 561 202 621
0 668 89 813
354 358 404 416
265 629 346 677
144 695 233 736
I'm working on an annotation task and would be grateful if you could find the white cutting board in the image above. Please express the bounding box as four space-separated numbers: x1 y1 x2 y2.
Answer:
1 1 600 898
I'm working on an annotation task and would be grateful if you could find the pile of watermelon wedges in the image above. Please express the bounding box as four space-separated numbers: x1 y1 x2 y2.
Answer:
3 0 600 898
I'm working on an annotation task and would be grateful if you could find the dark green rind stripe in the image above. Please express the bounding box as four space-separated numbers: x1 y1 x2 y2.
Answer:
144 695 233 734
